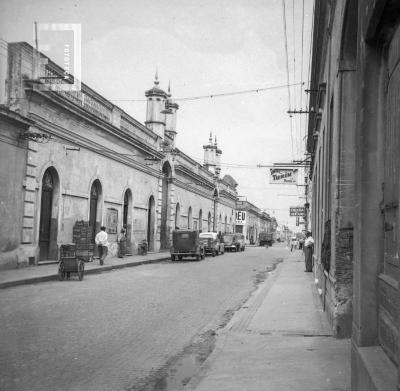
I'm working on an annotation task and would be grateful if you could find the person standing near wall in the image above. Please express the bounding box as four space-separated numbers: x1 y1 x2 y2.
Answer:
95 226 109 265
118 228 127 258
303 231 314 272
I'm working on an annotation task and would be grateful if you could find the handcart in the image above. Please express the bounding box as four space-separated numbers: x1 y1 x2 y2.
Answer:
58 244 85 281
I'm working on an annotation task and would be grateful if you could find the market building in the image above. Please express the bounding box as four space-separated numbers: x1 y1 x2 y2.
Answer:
307 1 400 390
0 41 238 269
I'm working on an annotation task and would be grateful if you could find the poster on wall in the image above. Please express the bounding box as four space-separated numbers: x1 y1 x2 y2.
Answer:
235 211 246 225
106 208 118 234
269 168 298 185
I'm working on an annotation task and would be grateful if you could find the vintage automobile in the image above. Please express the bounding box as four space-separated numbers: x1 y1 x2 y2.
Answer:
259 232 273 247
222 233 245 252
199 232 225 257
170 230 205 261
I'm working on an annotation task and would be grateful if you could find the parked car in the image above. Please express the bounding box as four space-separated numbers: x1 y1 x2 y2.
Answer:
199 232 224 257
222 233 237 252
222 233 245 252
170 230 205 261
259 232 273 247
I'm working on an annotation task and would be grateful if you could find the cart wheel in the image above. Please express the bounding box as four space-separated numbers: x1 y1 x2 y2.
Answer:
77 261 84 281
58 263 65 281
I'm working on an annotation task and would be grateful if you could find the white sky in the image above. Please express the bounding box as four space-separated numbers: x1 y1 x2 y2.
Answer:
0 0 314 231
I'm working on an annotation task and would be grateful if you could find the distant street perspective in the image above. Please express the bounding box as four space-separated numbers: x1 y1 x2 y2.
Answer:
0 246 284 391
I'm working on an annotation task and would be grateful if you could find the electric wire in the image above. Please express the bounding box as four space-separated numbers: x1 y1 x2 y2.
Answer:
108 82 305 103
281 0 295 160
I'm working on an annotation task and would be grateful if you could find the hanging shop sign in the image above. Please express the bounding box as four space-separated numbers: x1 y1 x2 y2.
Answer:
235 211 246 225
289 206 305 216
269 168 298 185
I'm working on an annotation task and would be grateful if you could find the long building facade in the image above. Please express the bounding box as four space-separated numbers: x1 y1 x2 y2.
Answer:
307 1 400 390
0 41 238 269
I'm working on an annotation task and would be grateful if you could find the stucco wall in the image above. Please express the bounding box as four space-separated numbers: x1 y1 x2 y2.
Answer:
0 119 27 269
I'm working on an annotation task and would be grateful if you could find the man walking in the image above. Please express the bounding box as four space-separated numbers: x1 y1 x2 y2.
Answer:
95 226 109 265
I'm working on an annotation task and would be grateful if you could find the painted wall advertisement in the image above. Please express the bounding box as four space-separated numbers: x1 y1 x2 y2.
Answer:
269 168 298 185
106 208 118 234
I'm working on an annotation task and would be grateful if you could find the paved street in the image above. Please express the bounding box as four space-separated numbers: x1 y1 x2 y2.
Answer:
0 245 288 391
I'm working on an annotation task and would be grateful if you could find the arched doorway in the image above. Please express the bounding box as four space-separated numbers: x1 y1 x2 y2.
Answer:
39 167 60 261
161 162 172 249
89 180 102 241
208 212 212 232
123 189 133 254
147 195 156 251
199 209 203 232
175 203 180 229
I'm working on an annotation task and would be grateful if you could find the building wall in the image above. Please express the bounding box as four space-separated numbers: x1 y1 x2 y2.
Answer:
308 1 400 390
308 0 357 339
0 115 29 269
0 41 241 269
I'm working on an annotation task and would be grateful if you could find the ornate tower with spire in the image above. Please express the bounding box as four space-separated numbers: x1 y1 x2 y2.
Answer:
203 132 219 175
164 82 179 147
145 71 168 140
215 136 222 176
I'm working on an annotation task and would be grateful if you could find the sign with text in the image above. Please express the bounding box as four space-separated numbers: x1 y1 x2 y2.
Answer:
290 206 305 217
235 210 246 225
269 168 298 185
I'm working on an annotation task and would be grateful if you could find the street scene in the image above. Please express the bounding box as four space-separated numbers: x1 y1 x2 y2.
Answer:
1 1 399 390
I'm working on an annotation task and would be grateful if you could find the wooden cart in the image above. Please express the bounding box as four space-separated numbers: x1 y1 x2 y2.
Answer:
58 244 85 281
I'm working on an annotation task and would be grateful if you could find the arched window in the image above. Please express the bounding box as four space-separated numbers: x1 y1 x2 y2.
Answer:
175 203 180 229
198 209 203 232
188 206 192 229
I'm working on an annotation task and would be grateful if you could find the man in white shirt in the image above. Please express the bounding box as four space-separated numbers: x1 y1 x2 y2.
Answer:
95 226 109 265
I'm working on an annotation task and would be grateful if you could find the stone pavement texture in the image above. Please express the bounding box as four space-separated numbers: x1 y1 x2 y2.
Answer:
185 251 351 391
0 251 171 289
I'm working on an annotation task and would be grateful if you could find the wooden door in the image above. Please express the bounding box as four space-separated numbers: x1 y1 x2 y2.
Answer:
39 171 53 260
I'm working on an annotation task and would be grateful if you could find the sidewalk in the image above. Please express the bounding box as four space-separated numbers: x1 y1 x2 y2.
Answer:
185 251 351 391
0 251 171 289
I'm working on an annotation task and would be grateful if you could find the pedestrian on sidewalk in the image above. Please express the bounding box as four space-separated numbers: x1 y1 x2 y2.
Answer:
303 231 314 272
95 226 109 265
118 228 127 258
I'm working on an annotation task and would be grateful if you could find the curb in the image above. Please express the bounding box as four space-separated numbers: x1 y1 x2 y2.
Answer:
0 256 171 289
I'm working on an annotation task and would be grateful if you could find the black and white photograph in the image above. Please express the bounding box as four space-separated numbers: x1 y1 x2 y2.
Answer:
0 1 399 390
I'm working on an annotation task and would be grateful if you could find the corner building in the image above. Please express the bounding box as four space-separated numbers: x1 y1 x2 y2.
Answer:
0 41 237 269
307 1 400 390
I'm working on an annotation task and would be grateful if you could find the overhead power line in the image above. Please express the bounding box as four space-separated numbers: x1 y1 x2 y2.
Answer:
109 82 305 103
